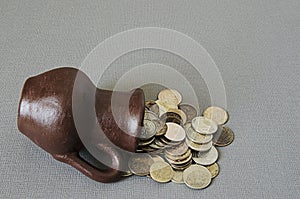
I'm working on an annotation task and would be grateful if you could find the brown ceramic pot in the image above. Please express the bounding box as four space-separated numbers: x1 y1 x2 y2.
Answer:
17 67 145 183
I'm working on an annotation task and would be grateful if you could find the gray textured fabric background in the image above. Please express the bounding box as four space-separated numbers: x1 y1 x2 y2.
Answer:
1 0 299 198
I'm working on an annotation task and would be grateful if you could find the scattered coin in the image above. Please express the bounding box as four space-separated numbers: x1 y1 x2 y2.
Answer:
192 146 218 166
150 161 174 183
179 104 198 122
192 116 218 135
206 163 219 178
203 106 229 125
128 153 154 176
213 126 234 147
172 170 184 183
185 137 212 152
183 165 212 189
158 89 182 106
131 89 234 190
185 123 213 144
165 123 186 142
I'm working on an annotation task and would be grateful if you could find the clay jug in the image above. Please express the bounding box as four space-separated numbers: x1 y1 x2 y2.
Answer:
17 67 145 183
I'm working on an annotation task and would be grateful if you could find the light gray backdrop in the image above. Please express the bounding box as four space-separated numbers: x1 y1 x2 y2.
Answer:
0 0 299 198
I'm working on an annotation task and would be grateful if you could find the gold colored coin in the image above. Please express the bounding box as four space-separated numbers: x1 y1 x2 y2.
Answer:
203 106 229 125
145 100 157 109
206 163 219 178
156 123 167 136
183 165 212 189
213 126 234 147
121 170 133 177
151 155 165 162
168 108 187 124
128 154 154 176
172 170 184 183
150 161 174 183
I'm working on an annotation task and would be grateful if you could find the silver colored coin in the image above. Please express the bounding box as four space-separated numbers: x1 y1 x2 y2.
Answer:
192 146 218 166
165 142 189 157
179 104 198 122
149 103 160 116
158 89 182 106
192 116 218 135
165 123 186 142
166 153 192 165
203 106 229 125
144 110 159 120
185 137 213 152
183 165 212 189
185 123 213 144
165 148 191 161
139 119 156 140
128 153 154 176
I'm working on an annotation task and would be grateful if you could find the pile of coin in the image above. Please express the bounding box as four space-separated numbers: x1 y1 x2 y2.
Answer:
127 89 235 189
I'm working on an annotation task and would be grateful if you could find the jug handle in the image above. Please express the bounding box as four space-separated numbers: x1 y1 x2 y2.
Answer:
52 143 122 183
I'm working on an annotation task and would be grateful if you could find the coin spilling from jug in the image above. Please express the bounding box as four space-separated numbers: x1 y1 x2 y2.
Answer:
127 89 234 189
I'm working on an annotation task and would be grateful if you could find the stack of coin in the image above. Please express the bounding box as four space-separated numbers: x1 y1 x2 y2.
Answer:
164 142 192 170
127 89 235 190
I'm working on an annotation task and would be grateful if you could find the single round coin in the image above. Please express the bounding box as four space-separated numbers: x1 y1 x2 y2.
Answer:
150 161 174 183
192 116 218 135
206 163 219 178
183 165 212 189
165 142 189 156
213 126 234 147
179 104 198 122
203 106 229 125
185 123 213 144
139 119 156 140
185 137 213 152
158 89 182 106
172 170 184 183
192 146 218 166
165 123 186 142
128 153 154 176
156 100 177 116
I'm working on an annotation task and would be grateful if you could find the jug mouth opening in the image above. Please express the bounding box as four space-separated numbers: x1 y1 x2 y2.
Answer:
17 77 32 130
